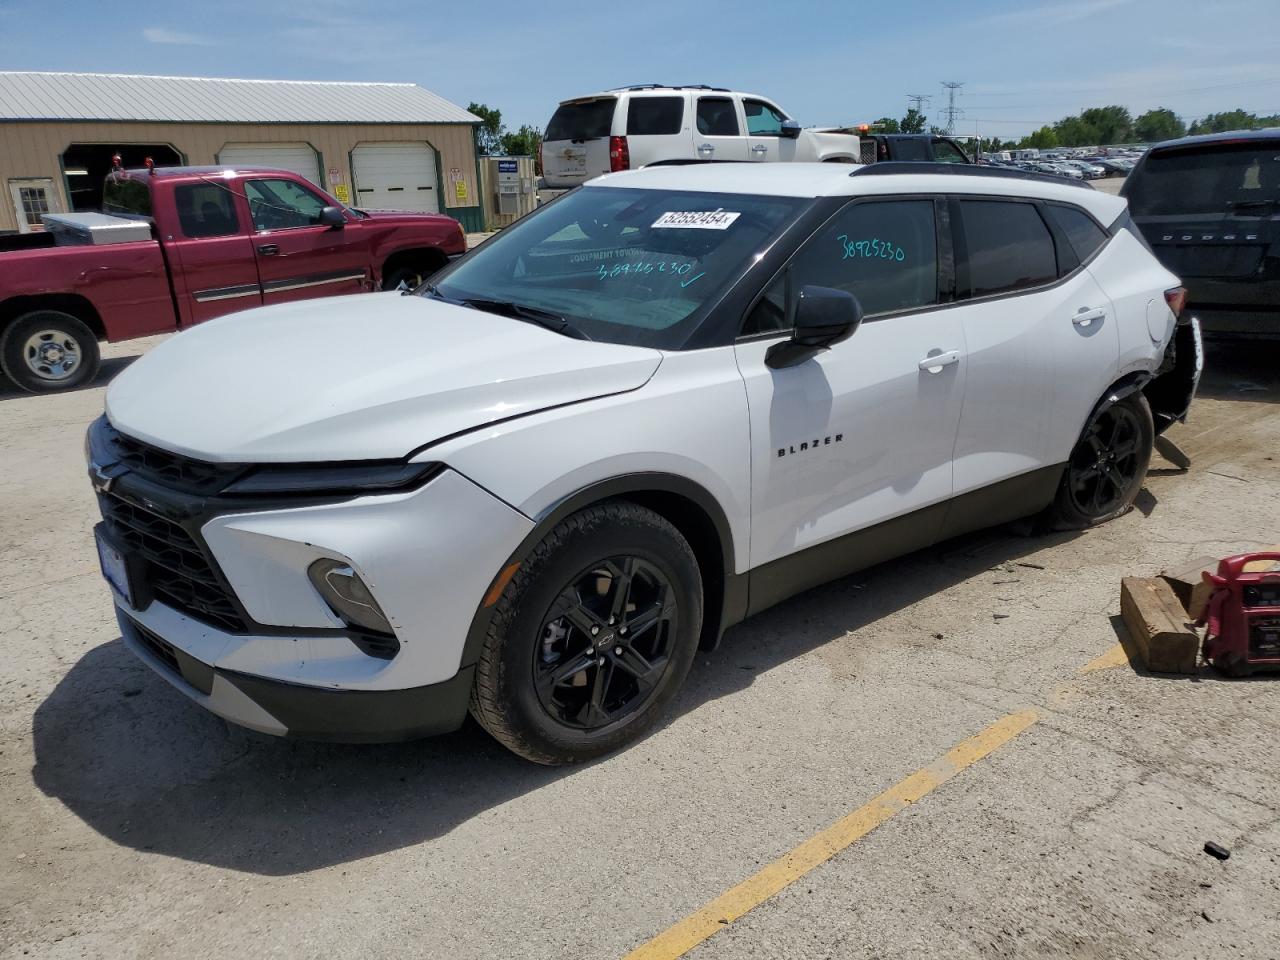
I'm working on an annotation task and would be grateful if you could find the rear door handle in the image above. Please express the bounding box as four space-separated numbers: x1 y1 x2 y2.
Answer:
1073 307 1106 327
918 350 961 373
257 243 279 256
751 144 768 154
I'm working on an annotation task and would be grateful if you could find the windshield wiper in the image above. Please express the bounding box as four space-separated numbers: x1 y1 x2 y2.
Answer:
456 297 592 340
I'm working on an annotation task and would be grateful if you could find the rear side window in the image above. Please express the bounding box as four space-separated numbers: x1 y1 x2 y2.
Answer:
545 98 617 141
102 176 152 217
627 96 684 136
1045 204 1109 263
175 183 240 238
959 200 1057 297
1125 143 1280 216
697 97 740 136
744 199 938 334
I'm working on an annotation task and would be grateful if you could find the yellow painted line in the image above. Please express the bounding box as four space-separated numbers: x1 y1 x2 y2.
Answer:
623 709 1039 960
1080 643 1130 674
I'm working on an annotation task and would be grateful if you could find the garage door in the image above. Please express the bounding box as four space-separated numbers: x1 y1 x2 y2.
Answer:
351 142 439 214
216 143 322 186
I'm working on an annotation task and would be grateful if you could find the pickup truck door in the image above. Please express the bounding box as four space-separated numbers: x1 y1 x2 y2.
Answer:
163 180 263 325
742 98 798 163
243 177 371 304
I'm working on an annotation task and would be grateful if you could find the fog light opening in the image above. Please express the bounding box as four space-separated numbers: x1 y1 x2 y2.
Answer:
308 558 395 636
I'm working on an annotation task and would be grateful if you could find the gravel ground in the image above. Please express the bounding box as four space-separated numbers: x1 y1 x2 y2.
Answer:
1 328 1277 960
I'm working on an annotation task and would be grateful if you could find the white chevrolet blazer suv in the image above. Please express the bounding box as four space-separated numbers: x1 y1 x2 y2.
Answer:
87 162 1201 764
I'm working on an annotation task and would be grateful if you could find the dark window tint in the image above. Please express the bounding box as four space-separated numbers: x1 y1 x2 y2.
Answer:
744 200 938 334
1125 143 1280 216
697 97 739 136
959 200 1057 297
1046 204 1108 263
244 178 329 231
627 96 684 136
546 98 617 141
743 99 787 136
890 138 930 161
102 176 152 217
175 183 240 238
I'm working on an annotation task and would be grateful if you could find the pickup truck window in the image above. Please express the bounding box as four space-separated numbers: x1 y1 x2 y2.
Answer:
102 177 152 217
697 97 740 136
245 178 329 231
175 183 241 238
743 99 787 137
932 139 969 164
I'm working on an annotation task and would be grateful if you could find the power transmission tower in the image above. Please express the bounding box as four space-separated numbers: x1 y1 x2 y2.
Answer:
940 81 964 134
906 93 931 114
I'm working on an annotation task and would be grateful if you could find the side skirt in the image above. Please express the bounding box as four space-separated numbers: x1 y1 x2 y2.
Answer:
740 464 1065 621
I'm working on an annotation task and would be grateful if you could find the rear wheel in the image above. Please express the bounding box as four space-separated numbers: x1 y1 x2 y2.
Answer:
0 310 101 393
470 502 702 764
1050 392 1153 528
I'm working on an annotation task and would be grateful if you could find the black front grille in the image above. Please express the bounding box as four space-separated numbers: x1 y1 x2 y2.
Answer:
99 492 247 633
98 419 245 495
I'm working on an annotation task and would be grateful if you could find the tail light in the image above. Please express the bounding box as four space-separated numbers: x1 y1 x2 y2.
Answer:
1164 286 1187 318
609 135 630 172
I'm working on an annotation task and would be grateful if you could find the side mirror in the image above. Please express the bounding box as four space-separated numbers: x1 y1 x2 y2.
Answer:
765 285 863 369
780 119 802 140
319 205 346 228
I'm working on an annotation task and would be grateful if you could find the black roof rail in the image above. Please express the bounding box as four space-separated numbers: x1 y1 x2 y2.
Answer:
850 161 1095 190
610 84 731 92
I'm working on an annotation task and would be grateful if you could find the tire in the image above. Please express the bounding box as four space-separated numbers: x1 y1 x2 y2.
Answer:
382 265 432 292
0 310 101 394
470 501 703 764
1049 392 1154 529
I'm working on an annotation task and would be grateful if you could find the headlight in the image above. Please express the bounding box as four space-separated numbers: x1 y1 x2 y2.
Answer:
224 461 440 496
308 558 394 635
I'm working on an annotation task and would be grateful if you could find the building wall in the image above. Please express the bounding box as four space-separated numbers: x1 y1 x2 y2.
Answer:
0 120 482 232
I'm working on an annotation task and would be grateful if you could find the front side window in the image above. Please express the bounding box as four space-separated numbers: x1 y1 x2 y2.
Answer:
959 200 1057 297
697 97 740 137
430 186 805 349
932 139 969 164
744 200 939 334
175 183 241 238
244 178 329 231
627 97 684 136
743 99 787 136
1045 204 1109 263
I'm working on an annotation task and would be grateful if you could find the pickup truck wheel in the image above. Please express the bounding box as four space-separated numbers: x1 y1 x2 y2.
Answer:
1049 393 1153 529
470 502 703 764
382 266 429 291
1 311 101 394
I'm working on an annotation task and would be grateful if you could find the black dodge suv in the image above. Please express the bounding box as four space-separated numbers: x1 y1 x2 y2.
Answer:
1123 128 1280 337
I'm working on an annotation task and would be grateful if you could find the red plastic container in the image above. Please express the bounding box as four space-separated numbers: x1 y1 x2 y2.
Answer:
1199 552 1280 676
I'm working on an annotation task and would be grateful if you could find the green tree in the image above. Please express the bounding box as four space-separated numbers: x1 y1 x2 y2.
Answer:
1133 108 1186 143
1053 115 1097 147
1189 109 1259 135
900 108 927 133
1079 105 1133 145
468 102 505 155
1022 126 1059 149
870 116 900 133
500 125 543 165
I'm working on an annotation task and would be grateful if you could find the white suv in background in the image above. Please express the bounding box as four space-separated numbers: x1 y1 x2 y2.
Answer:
541 85 859 188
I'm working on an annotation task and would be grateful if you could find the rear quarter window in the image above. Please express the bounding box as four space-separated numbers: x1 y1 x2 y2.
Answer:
546 98 618 141
627 97 685 136
1045 204 1109 263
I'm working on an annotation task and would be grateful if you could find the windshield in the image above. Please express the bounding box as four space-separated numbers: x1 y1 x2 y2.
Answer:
545 98 617 141
1126 142 1280 217
428 187 806 349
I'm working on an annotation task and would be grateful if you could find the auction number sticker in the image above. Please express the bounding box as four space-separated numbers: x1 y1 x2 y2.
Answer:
652 208 741 230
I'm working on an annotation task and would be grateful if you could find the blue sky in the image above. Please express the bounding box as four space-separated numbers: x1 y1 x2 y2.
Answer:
1 0 1277 137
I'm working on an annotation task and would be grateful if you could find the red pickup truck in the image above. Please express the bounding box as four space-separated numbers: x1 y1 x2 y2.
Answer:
0 165 467 392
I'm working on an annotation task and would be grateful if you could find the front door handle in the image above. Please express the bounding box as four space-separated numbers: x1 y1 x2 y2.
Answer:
918 349 961 373
697 143 715 155
1073 307 1106 327
257 243 279 256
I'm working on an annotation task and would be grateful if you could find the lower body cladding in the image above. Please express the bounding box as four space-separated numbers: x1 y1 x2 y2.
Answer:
109 469 534 742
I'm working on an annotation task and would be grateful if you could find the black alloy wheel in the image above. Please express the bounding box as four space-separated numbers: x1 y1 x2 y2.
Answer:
533 557 678 730
1050 392 1153 528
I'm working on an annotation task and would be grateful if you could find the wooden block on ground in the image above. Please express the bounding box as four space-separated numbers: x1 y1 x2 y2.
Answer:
1160 556 1221 622
1120 576 1200 674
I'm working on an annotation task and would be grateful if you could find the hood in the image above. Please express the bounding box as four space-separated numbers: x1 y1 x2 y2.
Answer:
105 293 663 463
358 209 457 226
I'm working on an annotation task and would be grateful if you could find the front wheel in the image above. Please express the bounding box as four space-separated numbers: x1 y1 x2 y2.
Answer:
1049 392 1154 529
0 310 101 394
470 502 703 764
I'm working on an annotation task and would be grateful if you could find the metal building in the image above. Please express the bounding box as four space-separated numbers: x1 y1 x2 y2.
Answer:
0 71 484 233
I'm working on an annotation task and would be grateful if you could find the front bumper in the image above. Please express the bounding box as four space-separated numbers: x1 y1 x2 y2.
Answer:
118 608 474 742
